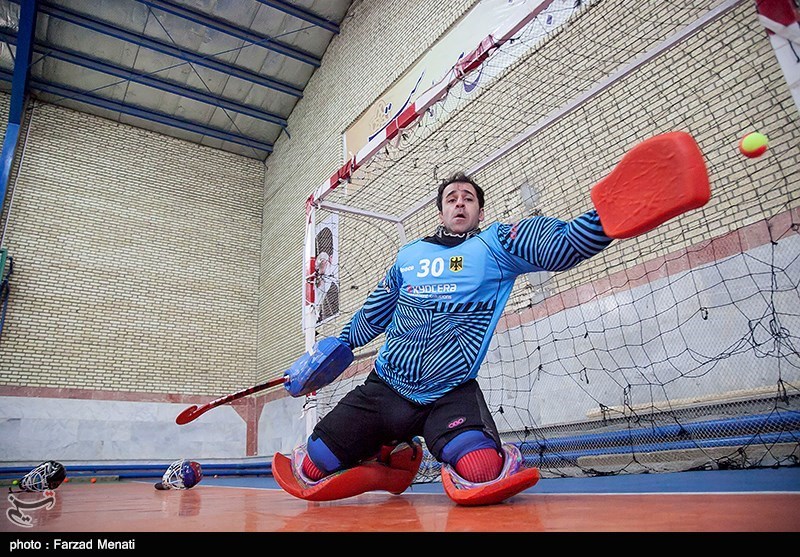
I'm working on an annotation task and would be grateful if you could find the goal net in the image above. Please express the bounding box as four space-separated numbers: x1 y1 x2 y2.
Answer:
302 0 800 481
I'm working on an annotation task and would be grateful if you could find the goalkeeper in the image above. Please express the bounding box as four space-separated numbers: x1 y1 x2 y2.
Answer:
275 171 614 505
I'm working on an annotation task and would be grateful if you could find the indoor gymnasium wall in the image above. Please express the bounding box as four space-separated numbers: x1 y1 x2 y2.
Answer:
256 0 478 381
257 0 799 461
0 95 265 461
258 0 477 456
256 0 481 457
1 0 795 466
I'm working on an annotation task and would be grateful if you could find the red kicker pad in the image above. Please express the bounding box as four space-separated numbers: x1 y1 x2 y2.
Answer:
590 131 710 239
272 443 422 502
441 465 540 506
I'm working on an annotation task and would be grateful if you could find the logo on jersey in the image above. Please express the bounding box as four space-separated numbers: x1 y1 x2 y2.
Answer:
448 417 466 429
449 256 463 272
406 283 457 296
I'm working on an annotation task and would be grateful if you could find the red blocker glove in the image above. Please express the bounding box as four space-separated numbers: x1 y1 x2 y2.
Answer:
591 131 710 239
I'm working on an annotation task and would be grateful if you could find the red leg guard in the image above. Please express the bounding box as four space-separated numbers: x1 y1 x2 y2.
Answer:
273 440 423 502
442 444 539 506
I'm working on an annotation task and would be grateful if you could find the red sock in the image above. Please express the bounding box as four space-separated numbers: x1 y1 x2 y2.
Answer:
301 455 327 481
455 448 503 483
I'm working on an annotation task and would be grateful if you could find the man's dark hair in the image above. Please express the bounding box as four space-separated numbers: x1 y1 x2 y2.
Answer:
436 172 485 211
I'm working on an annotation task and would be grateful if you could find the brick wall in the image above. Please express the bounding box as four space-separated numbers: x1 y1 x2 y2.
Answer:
257 0 477 377
257 0 800 381
0 97 264 396
1 0 798 460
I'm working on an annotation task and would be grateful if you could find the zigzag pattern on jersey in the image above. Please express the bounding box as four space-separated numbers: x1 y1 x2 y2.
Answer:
382 294 435 387
498 210 612 272
339 267 401 348
383 295 495 403
422 309 494 380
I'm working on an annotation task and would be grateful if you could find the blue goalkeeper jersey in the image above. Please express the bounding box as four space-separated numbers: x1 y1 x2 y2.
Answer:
338 210 612 404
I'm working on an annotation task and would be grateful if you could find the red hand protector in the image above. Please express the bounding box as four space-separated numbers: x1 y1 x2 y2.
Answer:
591 131 710 239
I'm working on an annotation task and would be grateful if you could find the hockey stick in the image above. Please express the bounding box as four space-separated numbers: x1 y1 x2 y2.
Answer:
175 376 286 425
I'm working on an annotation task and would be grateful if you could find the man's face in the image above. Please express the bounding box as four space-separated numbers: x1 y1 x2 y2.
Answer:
438 182 484 234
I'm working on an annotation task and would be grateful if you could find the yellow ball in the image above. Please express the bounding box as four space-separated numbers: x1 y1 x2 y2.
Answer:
739 132 768 158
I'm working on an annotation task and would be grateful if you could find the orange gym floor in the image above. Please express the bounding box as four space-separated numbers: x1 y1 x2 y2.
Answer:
2 467 798 534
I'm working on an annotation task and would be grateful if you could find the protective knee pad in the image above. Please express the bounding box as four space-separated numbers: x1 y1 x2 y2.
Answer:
273 439 423 502
441 443 540 506
440 429 497 464
306 434 342 475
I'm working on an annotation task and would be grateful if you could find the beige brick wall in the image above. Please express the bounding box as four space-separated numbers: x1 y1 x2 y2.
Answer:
0 97 264 395
258 0 799 380
258 0 478 377
2 0 797 400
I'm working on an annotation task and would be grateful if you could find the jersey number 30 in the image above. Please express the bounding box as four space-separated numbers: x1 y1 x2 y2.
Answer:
417 257 445 277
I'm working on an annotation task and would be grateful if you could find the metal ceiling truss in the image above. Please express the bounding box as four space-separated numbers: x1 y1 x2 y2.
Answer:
1 0 343 165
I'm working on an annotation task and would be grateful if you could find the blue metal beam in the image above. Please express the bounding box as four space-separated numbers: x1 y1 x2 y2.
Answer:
0 69 274 156
0 29 288 129
255 0 340 34
0 0 38 218
31 0 304 98
138 0 321 67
